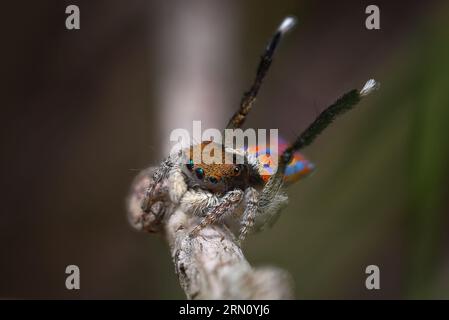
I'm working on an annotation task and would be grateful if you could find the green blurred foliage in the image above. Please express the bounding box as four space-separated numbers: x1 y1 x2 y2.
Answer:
406 5 449 298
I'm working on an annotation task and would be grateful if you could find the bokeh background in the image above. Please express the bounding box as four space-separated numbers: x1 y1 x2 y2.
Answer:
2 0 449 299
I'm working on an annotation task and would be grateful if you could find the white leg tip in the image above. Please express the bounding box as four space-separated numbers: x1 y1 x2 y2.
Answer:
278 16 297 34
360 79 380 96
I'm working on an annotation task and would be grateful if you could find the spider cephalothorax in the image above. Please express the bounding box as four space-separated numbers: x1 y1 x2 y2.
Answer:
181 141 264 194
140 16 378 242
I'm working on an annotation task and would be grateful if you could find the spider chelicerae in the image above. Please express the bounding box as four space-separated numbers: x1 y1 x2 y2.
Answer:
139 16 378 242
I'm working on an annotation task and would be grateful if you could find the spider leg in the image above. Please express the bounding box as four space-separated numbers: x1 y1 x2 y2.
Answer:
141 153 182 212
226 16 297 130
189 189 244 238
141 179 169 213
255 79 380 200
280 79 379 167
141 166 169 212
238 187 259 242
254 192 288 232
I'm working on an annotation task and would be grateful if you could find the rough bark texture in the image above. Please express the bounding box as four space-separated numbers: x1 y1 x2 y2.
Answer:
127 167 294 299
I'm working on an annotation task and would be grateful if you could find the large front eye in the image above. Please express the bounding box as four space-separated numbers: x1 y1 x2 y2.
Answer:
233 166 241 175
195 167 204 180
209 176 219 184
186 159 194 170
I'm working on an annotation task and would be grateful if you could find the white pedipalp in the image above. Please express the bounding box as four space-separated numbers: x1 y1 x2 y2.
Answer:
180 189 220 216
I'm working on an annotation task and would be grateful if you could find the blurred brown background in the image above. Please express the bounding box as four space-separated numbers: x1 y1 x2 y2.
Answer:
2 0 449 299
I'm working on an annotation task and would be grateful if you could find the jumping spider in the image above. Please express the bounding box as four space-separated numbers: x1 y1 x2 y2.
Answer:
140 16 378 242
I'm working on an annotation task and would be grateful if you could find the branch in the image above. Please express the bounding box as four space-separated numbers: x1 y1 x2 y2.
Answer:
127 167 294 299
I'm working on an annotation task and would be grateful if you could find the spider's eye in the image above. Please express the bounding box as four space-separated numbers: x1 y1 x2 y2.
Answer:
195 167 204 180
186 159 194 170
209 176 219 184
233 166 241 175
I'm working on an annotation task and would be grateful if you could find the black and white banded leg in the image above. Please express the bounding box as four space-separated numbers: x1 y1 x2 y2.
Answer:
189 189 244 238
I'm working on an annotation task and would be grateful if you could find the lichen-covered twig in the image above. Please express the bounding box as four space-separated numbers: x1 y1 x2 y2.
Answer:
127 167 294 299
